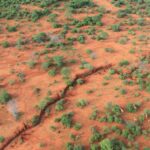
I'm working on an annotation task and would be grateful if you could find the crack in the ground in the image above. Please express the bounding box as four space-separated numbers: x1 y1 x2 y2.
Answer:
0 64 113 150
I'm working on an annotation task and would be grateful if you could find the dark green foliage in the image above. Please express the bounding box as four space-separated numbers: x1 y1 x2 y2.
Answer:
33 32 49 43
90 144 99 150
90 127 102 143
117 10 128 18
37 97 53 110
6 25 17 32
55 99 65 111
119 60 129 66
100 138 126 150
48 68 57 76
77 35 85 44
31 115 40 126
1 41 10 48
76 99 88 108
0 89 11 104
111 24 121 32
52 56 64 67
41 61 52 70
122 123 141 140
31 9 49 22
125 102 141 113
0 136 5 143
60 112 74 128
69 0 95 9
76 14 103 27
74 123 82 130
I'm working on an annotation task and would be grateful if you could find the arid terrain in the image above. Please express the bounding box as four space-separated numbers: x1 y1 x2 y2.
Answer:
0 0 150 150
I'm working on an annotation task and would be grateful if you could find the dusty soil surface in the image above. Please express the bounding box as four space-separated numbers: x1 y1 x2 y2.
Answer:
0 0 149 150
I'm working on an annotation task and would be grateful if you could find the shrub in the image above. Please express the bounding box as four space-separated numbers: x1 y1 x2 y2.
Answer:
119 60 129 66
74 123 82 130
1 41 10 48
61 67 70 78
0 136 5 143
41 61 52 70
52 56 64 67
60 112 74 128
125 102 141 113
69 0 95 9
48 68 57 76
137 18 145 26
6 25 17 32
118 37 128 44
77 35 85 44
76 78 84 85
55 99 65 111
89 109 99 120
90 127 102 143
31 115 40 126
32 32 49 43
0 89 11 104
37 97 53 110
100 138 126 150
27 60 36 69
111 24 121 32
105 48 115 53
96 31 108 40
76 99 88 108
117 10 128 18
90 144 99 150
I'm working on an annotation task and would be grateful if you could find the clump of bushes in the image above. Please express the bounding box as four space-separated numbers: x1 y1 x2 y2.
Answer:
32 32 49 43
90 127 102 143
100 138 126 150
69 0 95 9
125 102 141 113
0 89 11 104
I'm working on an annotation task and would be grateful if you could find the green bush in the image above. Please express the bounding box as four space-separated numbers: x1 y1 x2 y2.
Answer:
0 136 5 143
119 60 129 66
90 127 102 143
41 61 52 70
1 41 10 48
111 24 121 32
53 56 64 67
6 25 17 32
69 0 95 9
74 123 82 130
96 31 108 40
0 89 11 104
100 138 126 150
33 32 49 43
31 115 40 126
60 112 74 128
77 35 85 44
125 102 141 113
55 99 65 111
48 68 57 76
117 10 128 18
76 99 88 108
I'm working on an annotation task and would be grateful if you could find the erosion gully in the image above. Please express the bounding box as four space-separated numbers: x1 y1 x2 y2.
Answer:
0 64 113 150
